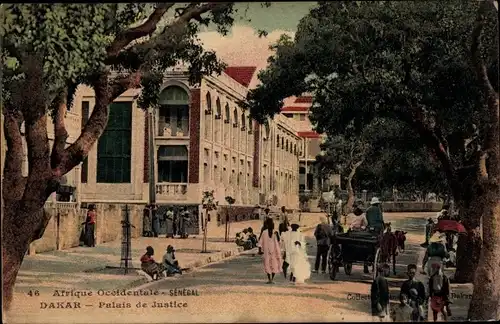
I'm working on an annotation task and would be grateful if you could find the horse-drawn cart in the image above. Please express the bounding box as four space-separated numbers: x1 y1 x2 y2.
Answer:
327 228 384 280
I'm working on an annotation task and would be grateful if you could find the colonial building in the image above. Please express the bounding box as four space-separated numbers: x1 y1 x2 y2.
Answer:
69 66 301 211
281 95 341 203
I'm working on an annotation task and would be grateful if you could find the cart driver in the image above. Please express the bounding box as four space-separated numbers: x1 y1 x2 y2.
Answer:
365 197 385 233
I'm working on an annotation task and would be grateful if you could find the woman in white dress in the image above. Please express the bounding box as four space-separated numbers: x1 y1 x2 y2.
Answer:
282 224 310 283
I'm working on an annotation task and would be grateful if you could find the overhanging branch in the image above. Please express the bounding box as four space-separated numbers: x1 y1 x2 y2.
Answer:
106 3 175 58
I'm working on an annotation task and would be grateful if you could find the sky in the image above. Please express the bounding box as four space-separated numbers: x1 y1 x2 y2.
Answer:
198 2 316 76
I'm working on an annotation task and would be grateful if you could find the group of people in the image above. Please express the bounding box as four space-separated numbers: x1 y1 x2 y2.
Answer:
163 207 190 238
256 207 311 284
235 228 258 250
349 197 385 233
139 245 183 281
370 205 455 322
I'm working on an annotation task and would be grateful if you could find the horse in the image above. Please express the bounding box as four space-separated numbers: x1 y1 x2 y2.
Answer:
379 223 407 275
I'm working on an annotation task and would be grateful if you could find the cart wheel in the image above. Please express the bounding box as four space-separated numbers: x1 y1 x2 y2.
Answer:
328 245 338 280
373 248 382 280
344 263 353 275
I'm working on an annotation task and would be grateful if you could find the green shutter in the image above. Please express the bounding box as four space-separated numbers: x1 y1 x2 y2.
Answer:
96 102 132 183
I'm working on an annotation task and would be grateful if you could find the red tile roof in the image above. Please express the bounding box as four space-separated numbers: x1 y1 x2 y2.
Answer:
294 96 313 104
224 66 257 87
298 131 321 138
281 106 309 112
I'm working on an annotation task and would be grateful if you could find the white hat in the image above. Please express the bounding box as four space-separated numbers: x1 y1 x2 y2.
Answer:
370 197 381 205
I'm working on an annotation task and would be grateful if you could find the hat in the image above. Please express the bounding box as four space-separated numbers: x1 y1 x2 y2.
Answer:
428 217 434 222
167 245 175 252
291 224 300 230
370 197 380 205
429 232 446 243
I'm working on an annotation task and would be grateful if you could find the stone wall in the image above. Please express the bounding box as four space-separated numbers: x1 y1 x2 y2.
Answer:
216 206 260 225
357 201 442 212
29 203 145 254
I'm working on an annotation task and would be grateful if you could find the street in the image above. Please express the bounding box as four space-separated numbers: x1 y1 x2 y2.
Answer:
7 213 429 323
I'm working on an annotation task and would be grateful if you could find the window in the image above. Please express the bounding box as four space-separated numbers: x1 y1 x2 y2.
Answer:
241 112 245 129
216 98 222 118
225 104 230 123
299 114 306 121
157 145 188 183
81 101 90 183
248 116 252 132
233 108 238 126
206 92 212 113
283 113 293 118
276 135 280 147
96 102 132 183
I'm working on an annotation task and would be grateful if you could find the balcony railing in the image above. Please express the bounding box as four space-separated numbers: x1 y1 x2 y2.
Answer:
156 183 188 200
157 122 189 137
44 202 78 210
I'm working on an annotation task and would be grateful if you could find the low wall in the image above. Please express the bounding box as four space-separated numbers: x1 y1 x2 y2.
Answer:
358 201 442 212
216 206 260 225
30 203 145 254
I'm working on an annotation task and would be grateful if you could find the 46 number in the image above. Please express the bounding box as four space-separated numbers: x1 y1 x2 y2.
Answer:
27 290 40 297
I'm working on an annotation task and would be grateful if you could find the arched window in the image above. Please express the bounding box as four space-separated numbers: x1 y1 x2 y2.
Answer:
159 86 189 105
205 92 212 113
241 112 245 129
286 140 288 152
225 103 230 123
215 98 221 119
233 108 238 126
281 137 284 149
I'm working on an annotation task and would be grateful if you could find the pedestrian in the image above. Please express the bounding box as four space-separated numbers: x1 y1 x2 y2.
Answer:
140 246 165 281
429 263 451 321
366 197 385 234
173 210 179 237
165 207 174 238
179 208 190 238
422 218 434 247
390 294 413 322
162 245 182 276
371 263 390 321
151 205 159 237
281 223 307 282
258 217 282 284
258 208 271 254
422 232 449 275
313 216 334 274
83 204 96 247
400 264 426 322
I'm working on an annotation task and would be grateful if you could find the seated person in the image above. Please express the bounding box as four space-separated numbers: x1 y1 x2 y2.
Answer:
349 207 367 231
162 245 182 276
247 227 258 248
365 197 385 233
140 246 165 280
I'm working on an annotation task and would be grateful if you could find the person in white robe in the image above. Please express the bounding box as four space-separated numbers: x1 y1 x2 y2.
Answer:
282 224 310 283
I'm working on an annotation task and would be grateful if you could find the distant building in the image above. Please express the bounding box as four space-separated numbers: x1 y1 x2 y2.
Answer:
281 95 341 201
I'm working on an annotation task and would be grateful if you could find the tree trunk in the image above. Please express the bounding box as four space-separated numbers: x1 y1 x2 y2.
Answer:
346 160 363 214
453 178 485 283
468 187 500 320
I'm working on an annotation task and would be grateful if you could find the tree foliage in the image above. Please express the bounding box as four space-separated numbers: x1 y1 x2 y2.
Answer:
1 2 246 310
243 1 499 318
244 0 498 211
